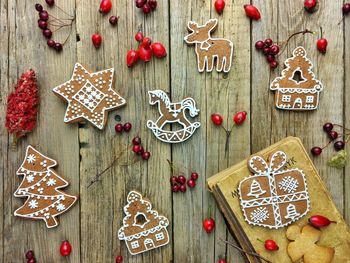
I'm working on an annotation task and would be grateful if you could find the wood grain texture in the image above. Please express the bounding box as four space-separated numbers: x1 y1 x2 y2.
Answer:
0 0 349 262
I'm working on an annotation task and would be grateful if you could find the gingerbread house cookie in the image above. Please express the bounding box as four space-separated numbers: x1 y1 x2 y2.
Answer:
53 63 126 129
238 151 310 229
270 46 323 110
118 191 169 255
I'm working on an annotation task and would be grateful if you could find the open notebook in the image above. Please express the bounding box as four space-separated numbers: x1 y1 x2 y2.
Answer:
207 137 350 263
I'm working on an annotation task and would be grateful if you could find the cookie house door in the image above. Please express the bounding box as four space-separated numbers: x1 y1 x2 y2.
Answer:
293 98 303 109
144 238 154 250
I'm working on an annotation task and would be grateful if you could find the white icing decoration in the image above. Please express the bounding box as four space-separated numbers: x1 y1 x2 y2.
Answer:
26 174 34 183
247 180 266 198
28 200 38 209
285 203 300 220
250 207 269 223
46 178 56 187
26 154 36 164
278 176 299 193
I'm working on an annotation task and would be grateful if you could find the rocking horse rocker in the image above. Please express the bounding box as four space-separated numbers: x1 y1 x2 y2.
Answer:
147 90 201 143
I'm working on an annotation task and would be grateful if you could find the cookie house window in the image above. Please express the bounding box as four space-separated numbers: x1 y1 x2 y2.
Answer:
306 96 314 103
282 95 291 102
155 232 164 241
131 241 139 249
133 212 148 228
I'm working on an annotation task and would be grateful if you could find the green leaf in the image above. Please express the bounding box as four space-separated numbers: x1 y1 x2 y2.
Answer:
328 150 348 169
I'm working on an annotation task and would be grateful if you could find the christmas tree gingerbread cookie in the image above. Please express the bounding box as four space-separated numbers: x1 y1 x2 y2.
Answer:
286 224 335 263
118 191 169 255
238 151 310 229
184 19 233 73
270 46 323 110
14 145 78 228
53 63 126 129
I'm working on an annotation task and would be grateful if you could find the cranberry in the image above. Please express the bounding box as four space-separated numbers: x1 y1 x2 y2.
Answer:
47 39 55 47
39 10 49 21
38 20 48 29
142 151 151 160
264 38 273 47
304 0 317 13
211 113 223 126
263 47 270 54
45 0 55 6
264 239 279 251
203 217 215 233
132 136 141 145
123 122 132 132
177 175 186 185
317 38 328 54
132 145 142 154
42 29 52 38
255 40 265 50
109 16 119 25
27 259 36 263
179 184 186 192
218 258 227 263
25 250 34 260
148 0 158 10
334 141 345 151
170 176 177 185
172 184 179 192
99 0 112 14
270 60 278 69
214 0 225 14
266 54 275 63
135 31 144 42
311 146 322 156
35 3 43 12
233 111 247 125
328 130 338 140
142 3 152 14
135 0 147 8
59 240 72 257
54 42 63 52
115 123 123 133
269 44 280 55
343 3 350 15
115 255 123 263
92 33 102 49
191 172 199 180
323 122 333 132
187 179 196 188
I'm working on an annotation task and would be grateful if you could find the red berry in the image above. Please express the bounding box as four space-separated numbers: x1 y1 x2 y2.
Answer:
148 0 157 10
266 54 275 63
25 250 34 260
99 0 112 14
135 0 147 8
264 38 273 47
233 111 247 125
269 44 280 55
142 151 151 160
334 141 345 151
132 145 142 154
311 146 322 156
123 122 132 132
203 218 215 233
45 0 55 6
115 255 123 263
172 184 179 192
255 40 265 50
92 33 102 49
141 37 152 47
60 240 72 257
54 42 63 52
243 4 261 20
179 184 186 192
191 172 199 180
211 113 223 126
317 38 328 54
39 11 49 21
308 215 336 228
35 4 43 12
42 29 52 38
304 0 317 13
135 32 144 42
264 239 279 251
38 20 48 29
142 3 152 14
177 175 186 185
109 16 119 25
27 259 36 263
126 50 139 68
270 60 278 69
170 176 177 185
328 130 338 140
47 39 55 48
187 179 196 188
323 122 333 132
214 0 225 14
263 47 270 54
138 45 152 62
132 136 141 145
151 42 167 58
115 123 123 133
218 258 227 263
343 3 350 15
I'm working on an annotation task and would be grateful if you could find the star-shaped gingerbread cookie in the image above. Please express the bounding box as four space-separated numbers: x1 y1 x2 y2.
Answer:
53 63 126 129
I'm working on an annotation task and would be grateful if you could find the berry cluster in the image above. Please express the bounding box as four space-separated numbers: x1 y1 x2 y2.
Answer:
115 122 132 133
170 172 199 193
255 38 280 69
127 32 167 67
135 0 157 14
99 0 119 25
34 2 74 52
132 136 151 160
311 122 348 156
25 250 36 263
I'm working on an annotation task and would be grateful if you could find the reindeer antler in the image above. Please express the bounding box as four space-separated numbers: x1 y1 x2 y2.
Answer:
187 21 198 32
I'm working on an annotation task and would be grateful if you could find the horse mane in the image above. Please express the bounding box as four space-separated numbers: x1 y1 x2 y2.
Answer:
153 90 171 107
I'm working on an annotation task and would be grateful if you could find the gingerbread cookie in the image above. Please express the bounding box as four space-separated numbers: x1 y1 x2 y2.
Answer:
53 63 126 129
238 151 310 229
118 191 169 255
147 90 200 143
14 145 78 228
286 224 335 263
270 46 323 110
184 19 233 73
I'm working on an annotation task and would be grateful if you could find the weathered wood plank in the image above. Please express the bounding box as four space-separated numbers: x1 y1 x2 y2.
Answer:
76 0 171 262
3 0 80 262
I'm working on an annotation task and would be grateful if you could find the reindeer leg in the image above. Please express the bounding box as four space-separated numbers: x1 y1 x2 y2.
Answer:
197 55 206 72
217 56 224 72
224 49 233 72
206 56 214 72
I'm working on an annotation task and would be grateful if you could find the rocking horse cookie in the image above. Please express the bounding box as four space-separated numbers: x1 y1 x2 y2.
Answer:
184 19 233 73
238 151 310 229
147 90 200 143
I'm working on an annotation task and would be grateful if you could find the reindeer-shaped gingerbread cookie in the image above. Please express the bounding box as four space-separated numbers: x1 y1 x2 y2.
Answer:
184 19 233 73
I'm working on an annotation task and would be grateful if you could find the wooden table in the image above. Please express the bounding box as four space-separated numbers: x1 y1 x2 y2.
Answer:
1 0 349 262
